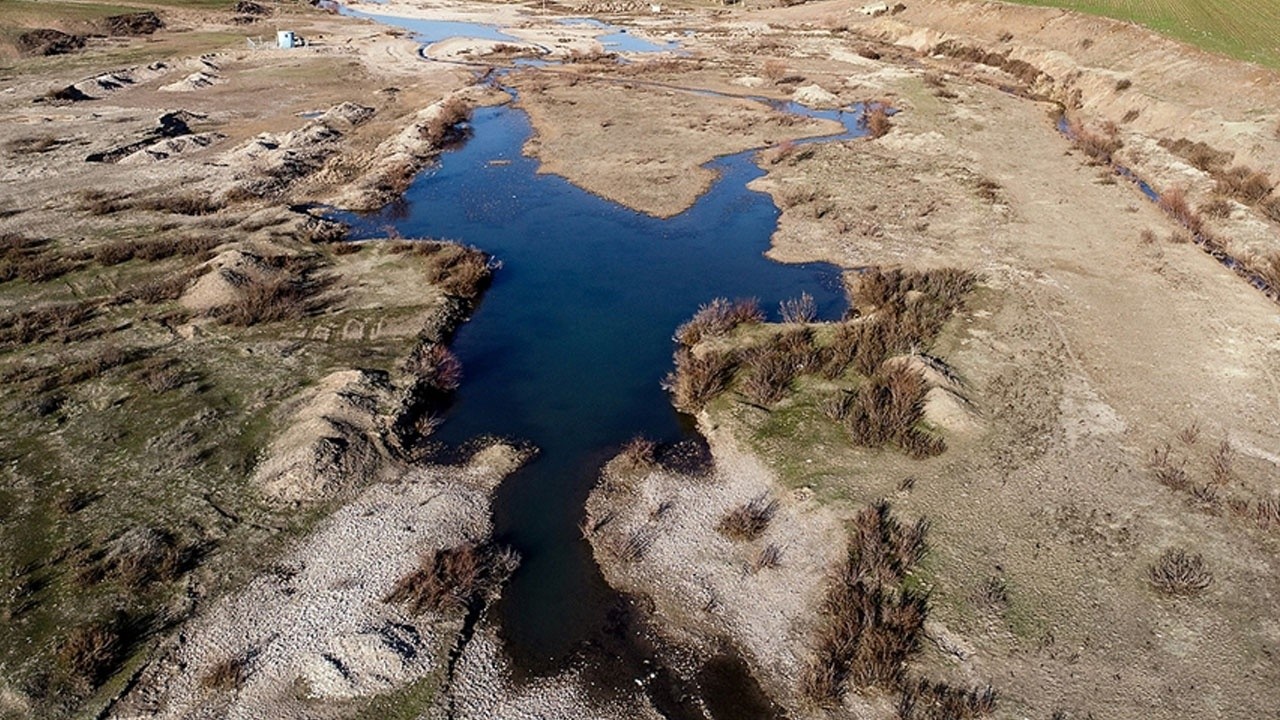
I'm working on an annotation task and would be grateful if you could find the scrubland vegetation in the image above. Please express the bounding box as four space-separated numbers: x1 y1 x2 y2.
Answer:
667 268 974 458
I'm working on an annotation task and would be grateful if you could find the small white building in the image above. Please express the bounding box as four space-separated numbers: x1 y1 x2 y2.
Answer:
277 30 297 49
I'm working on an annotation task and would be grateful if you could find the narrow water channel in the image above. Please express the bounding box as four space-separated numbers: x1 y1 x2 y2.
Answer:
334 10 868 714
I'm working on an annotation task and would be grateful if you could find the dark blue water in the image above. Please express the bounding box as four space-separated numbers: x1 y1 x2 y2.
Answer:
342 102 859 673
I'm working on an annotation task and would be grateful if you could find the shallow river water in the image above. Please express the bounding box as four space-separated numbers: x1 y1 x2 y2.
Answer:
335 10 868 716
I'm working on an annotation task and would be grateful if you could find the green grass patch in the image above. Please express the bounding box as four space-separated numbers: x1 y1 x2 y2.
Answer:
1002 0 1280 68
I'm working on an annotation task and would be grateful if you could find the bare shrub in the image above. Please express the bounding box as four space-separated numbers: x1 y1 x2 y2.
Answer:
1114 78 1131 91
675 297 762 346
1209 439 1234 485
846 363 942 457
15 255 80 283
762 58 788 81
1149 548 1212 596
1157 187 1203 234
820 392 854 421
717 494 779 541
802 501 930 705
1068 120 1121 164
331 242 362 255
94 242 136 266
57 615 132 689
862 104 892 139
214 276 313 326
385 542 518 614
409 241 492 299
0 301 96 347
422 96 471 147
1149 443 1188 491
1246 251 1280 290
1215 166 1273 205
780 292 817 323
750 543 783 572
1139 228 1156 244
201 655 248 691
616 528 655 562
739 346 799 405
403 343 462 391
665 348 736 412
1176 421 1200 445
137 357 186 393
615 436 657 475
1256 497 1280 529
122 268 202 305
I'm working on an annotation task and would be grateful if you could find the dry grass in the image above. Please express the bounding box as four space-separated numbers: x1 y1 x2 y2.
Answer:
392 241 493 299
1149 548 1212 596
898 678 998 720
1215 166 1273 205
717 494 779 541
1198 195 1234 219
384 542 518 614
1159 138 1231 173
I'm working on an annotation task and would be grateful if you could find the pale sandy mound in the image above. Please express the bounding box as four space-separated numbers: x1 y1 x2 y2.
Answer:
106 445 526 720
119 131 225 164
179 248 279 312
320 101 375 127
158 70 224 92
252 369 395 504
792 84 842 108
426 37 546 61
585 427 845 710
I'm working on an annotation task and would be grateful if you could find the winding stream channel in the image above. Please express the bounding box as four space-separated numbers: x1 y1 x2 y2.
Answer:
334 8 869 716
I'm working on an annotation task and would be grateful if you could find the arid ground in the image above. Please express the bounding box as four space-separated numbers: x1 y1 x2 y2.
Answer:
1 0 1278 718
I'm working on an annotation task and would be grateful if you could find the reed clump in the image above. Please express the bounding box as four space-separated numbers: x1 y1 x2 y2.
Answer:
801 501 942 706
385 542 518 614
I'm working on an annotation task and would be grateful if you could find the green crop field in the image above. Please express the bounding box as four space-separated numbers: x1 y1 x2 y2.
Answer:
1003 0 1280 69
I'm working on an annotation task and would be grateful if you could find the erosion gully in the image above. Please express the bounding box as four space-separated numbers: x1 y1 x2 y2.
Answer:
333 8 868 718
